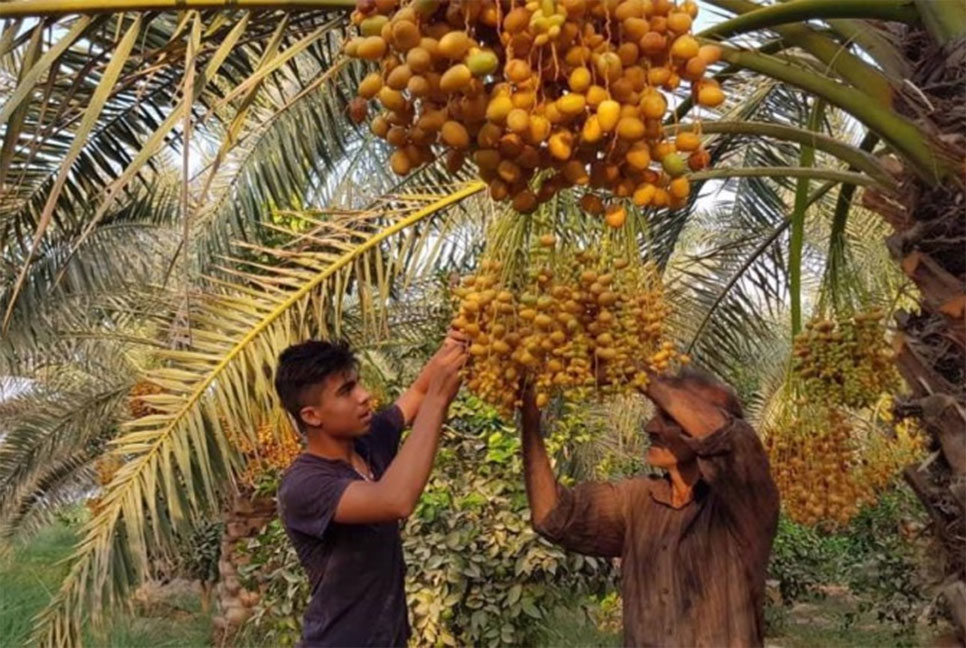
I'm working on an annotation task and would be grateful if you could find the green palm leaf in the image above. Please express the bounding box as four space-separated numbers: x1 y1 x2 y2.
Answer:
3 14 143 330
0 183 181 363
0 381 129 539
0 10 352 323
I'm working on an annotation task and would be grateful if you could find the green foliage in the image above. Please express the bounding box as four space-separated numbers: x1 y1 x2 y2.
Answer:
539 599 621 648
404 396 614 647
93 594 213 648
767 486 934 641
839 490 936 641
0 521 77 646
236 520 307 648
769 515 848 604
0 517 212 648
768 597 913 648
176 521 224 585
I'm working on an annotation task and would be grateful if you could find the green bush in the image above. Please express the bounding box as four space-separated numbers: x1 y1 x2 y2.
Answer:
1 519 213 648
768 515 847 604
176 520 223 585
403 396 614 647
236 520 307 647
766 486 934 641
840 489 935 641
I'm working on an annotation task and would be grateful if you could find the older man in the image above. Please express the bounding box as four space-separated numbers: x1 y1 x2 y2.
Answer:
519 369 779 647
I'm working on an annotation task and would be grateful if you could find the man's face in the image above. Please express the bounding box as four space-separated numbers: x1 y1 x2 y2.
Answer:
298 369 373 439
644 409 697 469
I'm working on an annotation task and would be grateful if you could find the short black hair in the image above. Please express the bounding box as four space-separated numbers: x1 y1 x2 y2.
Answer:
274 339 358 431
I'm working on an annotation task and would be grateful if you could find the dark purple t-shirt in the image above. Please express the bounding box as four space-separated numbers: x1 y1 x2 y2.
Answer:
277 406 408 648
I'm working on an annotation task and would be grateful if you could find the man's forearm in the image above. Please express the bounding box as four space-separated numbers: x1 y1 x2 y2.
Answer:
647 379 726 438
395 371 432 425
521 407 559 526
379 395 448 515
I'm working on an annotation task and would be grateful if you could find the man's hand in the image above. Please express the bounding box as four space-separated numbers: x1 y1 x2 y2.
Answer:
425 341 467 406
396 328 469 424
435 328 470 358
421 329 468 390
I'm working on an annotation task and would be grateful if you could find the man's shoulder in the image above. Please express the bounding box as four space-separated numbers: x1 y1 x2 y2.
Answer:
604 474 660 501
278 455 342 498
277 454 353 529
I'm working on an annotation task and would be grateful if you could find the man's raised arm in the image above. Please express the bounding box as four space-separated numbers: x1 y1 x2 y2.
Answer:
334 343 466 524
520 385 629 558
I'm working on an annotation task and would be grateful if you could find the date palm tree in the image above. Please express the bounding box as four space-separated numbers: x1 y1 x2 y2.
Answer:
0 1 962 645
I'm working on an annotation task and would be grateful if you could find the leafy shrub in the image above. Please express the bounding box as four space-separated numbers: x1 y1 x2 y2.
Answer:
236 520 307 647
176 520 223 585
403 396 614 647
539 597 621 648
840 489 936 640
768 515 846 605
766 485 934 640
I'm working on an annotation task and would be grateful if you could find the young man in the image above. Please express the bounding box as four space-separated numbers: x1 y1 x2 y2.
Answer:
520 368 780 647
274 333 467 648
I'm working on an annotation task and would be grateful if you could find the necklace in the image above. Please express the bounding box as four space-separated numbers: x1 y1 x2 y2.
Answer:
351 454 373 482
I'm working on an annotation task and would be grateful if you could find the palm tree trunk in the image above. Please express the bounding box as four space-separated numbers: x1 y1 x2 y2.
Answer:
867 17 966 644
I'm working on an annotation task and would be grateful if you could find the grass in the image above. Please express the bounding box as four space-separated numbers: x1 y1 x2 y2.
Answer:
768 623 898 648
0 522 77 646
0 519 212 648
539 605 621 647
537 593 936 648
765 596 937 648
94 595 211 648
765 600 896 648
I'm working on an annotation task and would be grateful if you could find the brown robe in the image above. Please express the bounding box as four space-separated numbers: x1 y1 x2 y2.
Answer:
534 417 780 647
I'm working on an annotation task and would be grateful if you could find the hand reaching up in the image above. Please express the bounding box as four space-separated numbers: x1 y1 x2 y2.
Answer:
434 328 469 358
426 341 467 406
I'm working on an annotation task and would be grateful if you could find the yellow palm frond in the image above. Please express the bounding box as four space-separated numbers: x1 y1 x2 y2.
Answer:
31 180 486 647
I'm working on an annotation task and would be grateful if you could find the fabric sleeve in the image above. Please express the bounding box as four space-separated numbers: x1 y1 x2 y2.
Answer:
532 479 637 558
368 404 405 467
278 468 352 539
683 417 780 564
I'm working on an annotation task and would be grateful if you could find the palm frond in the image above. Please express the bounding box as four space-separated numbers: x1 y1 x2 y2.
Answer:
0 282 175 380
0 10 352 324
3 453 98 540
1 182 181 346
0 338 137 537
30 180 486 646
660 81 811 379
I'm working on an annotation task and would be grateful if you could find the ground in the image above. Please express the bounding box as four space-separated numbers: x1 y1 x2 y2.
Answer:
543 596 922 648
0 520 941 648
765 598 900 648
